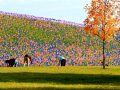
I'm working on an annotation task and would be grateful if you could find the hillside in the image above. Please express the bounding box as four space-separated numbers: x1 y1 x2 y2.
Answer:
0 11 120 66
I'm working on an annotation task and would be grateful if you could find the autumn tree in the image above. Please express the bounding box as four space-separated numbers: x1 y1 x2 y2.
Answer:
84 0 119 69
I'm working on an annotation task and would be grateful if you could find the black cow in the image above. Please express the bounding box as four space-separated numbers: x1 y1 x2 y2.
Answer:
5 58 17 67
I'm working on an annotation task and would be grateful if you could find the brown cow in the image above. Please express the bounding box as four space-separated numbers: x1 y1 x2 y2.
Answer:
24 54 32 66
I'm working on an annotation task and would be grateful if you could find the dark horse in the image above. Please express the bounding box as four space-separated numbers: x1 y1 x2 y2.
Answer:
24 54 32 66
5 58 17 67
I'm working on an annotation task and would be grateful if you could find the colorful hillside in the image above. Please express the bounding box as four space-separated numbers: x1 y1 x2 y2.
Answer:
0 11 120 66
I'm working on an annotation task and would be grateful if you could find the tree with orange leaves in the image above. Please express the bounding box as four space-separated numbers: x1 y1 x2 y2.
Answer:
84 0 119 69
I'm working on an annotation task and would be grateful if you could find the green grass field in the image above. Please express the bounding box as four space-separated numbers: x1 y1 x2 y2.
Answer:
0 66 120 90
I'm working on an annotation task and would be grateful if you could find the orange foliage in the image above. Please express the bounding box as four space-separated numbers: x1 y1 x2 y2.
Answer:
84 0 119 42
0 37 4 42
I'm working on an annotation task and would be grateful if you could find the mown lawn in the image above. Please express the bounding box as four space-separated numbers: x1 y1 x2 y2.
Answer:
0 66 120 90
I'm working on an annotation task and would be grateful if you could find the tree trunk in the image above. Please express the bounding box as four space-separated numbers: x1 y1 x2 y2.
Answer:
103 40 105 69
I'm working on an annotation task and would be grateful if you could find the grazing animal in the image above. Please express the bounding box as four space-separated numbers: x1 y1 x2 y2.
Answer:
5 58 17 67
24 54 32 66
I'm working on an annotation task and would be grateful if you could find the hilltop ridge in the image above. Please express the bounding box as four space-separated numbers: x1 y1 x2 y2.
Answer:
0 11 84 27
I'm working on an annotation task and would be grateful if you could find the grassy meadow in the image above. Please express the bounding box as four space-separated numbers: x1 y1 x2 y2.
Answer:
0 66 120 90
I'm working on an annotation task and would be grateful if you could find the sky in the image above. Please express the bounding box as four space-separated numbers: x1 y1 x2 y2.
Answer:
0 0 91 24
